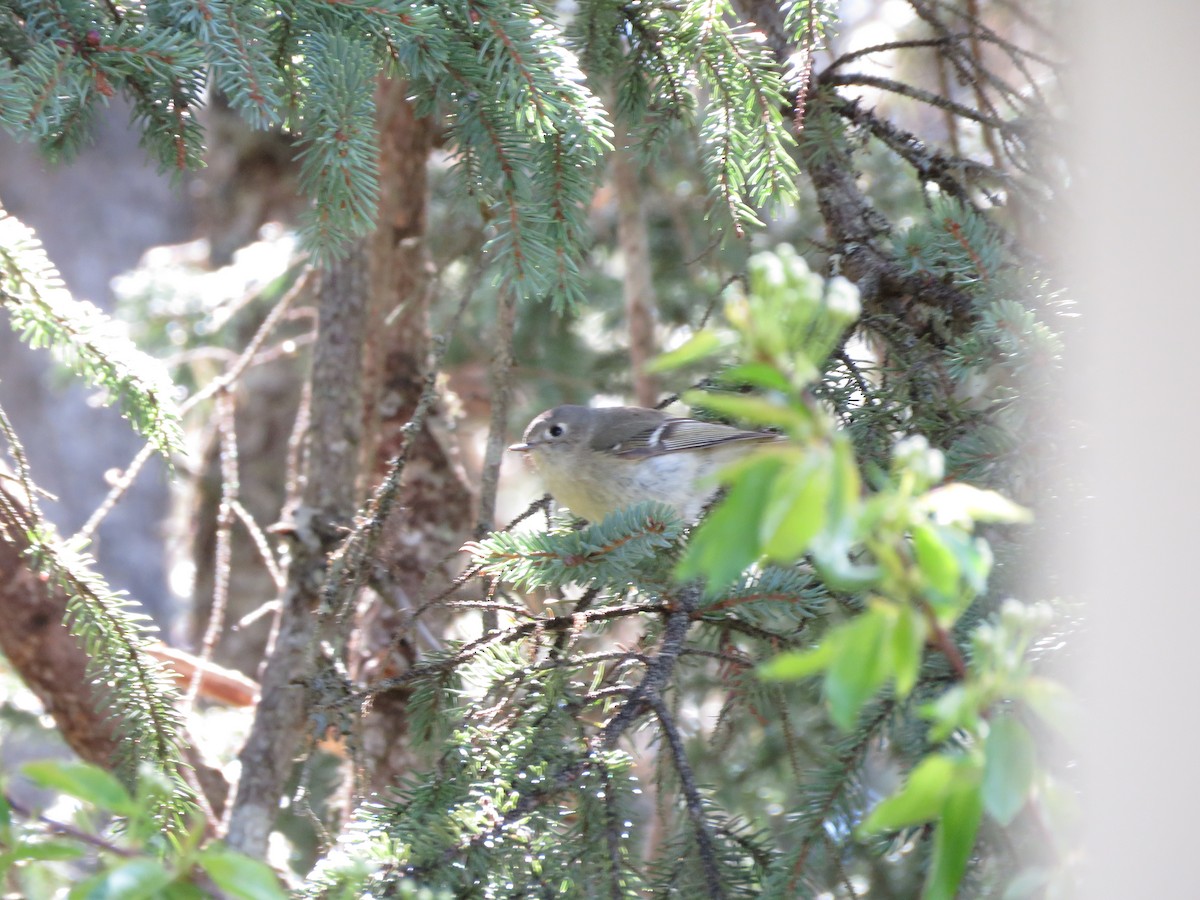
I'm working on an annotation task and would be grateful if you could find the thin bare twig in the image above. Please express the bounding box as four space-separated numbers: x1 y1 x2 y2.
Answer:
183 388 238 715
5 792 138 858
819 72 1013 132
75 267 312 543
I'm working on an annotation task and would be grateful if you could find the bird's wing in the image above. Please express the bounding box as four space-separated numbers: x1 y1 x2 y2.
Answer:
607 417 774 458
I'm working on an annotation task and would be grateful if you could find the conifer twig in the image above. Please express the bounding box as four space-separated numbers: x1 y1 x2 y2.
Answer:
651 696 725 900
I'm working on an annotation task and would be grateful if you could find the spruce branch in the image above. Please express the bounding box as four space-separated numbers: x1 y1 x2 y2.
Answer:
73 264 311 544
819 71 1014 132
0 206 183 459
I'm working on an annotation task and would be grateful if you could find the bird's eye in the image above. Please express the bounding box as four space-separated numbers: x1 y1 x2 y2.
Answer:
548 423 565 438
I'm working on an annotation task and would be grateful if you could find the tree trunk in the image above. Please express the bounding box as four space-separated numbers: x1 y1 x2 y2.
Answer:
348 80 474 797
225 254 369 856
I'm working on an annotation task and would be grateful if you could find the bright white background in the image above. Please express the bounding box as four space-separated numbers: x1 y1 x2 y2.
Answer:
1065 5 1200 895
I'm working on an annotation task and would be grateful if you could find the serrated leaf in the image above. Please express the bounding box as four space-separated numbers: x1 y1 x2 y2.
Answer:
982 716 1036 825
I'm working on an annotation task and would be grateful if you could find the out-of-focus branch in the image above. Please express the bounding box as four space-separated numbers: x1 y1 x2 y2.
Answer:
612 129 660 408
0 476 231 821
0 482 122 766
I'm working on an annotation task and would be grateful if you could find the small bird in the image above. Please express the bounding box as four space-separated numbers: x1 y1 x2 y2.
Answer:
508 404 779 522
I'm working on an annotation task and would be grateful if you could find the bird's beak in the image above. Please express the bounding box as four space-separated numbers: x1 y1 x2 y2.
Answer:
508 441 531 452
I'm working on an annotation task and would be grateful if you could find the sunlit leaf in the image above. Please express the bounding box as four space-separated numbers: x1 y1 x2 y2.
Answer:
198 847 288 900
826 604 893 730
647 330 726 373
715 361 793 393
758 642 834 681
682 389 809 432
920 482 1032 528
925 769 983 900
677 456 782 592
759 452 832 560
891 603 926 697
7 840 84 862
912 522 960 602
861 754 956 832
22 761 134 816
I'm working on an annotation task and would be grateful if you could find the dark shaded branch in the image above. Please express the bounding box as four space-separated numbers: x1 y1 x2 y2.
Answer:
818 72 1013 131
366 601 668 698
652 696 725 900
601 767 626 900
599 587 696 748
404 587 697 880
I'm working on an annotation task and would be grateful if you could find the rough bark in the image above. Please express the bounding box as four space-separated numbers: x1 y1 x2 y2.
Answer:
349 79 474 798
612 133 660 408
0 488 122 766
225 254 369 856
0 478 231 819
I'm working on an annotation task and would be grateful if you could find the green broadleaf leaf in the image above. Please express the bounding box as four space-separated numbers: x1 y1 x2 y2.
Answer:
681 389 809 432
912 522 960 603
198 847 288 900
676 456 782 592
68 858 173 900
826 605 893 730
924 768 984 900
759 452 831 560
758 643 834 681
9 840 85 862
920 483 1032 528
891 603 926 697
922 683 984 743
810 436 879 590
22 761 134 816
715 361 793 393
647 331 726 373
862 754 956 833
982 716 1036 826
